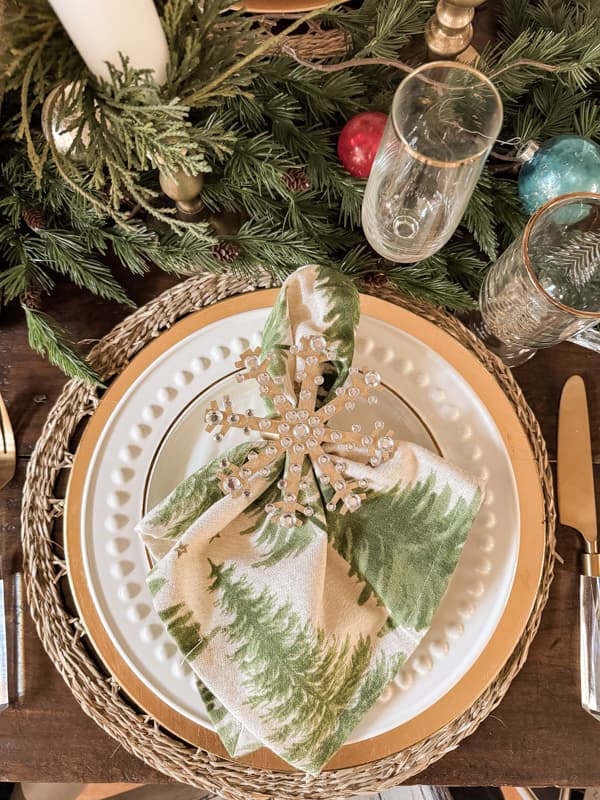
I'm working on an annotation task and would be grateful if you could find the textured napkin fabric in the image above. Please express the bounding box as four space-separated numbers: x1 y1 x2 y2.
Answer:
136 265 483 773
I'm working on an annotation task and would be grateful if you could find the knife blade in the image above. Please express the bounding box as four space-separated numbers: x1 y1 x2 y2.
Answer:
557 374 597 553
0 573 8 712
557 374 600 721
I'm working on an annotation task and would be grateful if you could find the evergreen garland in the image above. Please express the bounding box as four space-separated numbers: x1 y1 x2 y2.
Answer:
0 0 599 381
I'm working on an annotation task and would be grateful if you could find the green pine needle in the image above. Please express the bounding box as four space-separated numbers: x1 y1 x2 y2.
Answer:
23 306 102 385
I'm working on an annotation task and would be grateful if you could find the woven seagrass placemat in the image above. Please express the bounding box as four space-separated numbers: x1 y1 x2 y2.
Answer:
21 272 556 800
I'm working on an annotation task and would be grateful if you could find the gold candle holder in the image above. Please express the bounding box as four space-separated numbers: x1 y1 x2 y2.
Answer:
158 168 205 222
424 0 485 61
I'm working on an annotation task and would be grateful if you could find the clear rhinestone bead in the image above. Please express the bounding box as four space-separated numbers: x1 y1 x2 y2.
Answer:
299 389 311 401
325 404 335 414
335 388 344 396
364 370 381 387
335 462 345 473
293 443 304 454
294 423 310 438
285 493 295 503
214 433 223 442
286 410 298 422
257 372 270 384
330 431 342 442
219 457 229 468
362 436 373 446
378 435 395 452
313 375 324 386
278 423 290 433
248 451 258 461
265 503 275 513
345 493 362 511
368 396 378 405
240 467 251 477
310 335 326 351
265 445 277 456
348 387 360 398
359 479 368 489
244 355 259 369
299 480 308 490
281 436 292 448
313 426 324 437
280 513 297 529
375 421 385 430
290 463 301 473
326 502 336 512
306 437 317 448
277 479 287 489
205 409 223 424
334 480 345 491
352 424 361 432
344 401 355 411
306 355 318 367
322 475 330 485
309 415 319 425
274 395 286 406
318 455 329 464
304 505 314 516
297 410 309 420
223 476 241 492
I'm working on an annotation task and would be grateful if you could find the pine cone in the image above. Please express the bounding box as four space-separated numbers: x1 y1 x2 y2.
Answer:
212 241 239 263
21 287 43 310
283 168 311 193
22 206 46 232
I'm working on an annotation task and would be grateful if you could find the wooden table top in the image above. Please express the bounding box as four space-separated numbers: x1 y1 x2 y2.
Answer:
1 267 600 787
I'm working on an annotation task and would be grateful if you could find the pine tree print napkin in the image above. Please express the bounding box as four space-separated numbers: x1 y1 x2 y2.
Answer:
136 265 483 774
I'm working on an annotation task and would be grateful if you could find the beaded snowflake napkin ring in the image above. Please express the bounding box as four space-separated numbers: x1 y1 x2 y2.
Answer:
204 335 397 528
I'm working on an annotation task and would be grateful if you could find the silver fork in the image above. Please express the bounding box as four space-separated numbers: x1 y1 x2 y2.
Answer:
0 392 16 711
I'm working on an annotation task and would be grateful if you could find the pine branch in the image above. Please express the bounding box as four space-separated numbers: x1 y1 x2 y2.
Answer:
460 171 498 260
23 306 102 385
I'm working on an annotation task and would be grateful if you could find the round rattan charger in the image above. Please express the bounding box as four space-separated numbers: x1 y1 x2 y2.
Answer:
21 272 556 800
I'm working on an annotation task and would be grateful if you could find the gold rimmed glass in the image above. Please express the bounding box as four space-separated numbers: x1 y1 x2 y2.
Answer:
362 61 503 263
471 192 600 366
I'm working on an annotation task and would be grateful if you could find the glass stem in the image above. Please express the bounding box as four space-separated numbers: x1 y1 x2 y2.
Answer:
467 311 538 368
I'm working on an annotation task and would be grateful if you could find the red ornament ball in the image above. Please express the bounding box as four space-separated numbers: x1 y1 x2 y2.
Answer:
337 112 387 179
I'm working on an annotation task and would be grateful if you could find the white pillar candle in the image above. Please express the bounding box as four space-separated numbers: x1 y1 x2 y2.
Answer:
48 0 169 84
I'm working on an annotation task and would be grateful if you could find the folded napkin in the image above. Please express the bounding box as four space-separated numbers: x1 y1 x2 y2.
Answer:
137 265 483 774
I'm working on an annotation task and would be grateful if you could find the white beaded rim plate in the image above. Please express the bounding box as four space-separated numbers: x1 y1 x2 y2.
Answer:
64 291 546 771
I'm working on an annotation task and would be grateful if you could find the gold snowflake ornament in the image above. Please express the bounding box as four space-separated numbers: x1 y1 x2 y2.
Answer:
204 335 397 528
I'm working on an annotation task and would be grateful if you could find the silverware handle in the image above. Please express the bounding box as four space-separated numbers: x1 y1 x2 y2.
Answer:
580 574 600 718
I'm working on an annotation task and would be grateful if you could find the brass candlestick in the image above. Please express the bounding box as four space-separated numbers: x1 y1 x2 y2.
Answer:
158 168 205 222
425 0 485 61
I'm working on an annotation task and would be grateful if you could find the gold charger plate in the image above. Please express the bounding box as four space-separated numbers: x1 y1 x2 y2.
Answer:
65 291 546 772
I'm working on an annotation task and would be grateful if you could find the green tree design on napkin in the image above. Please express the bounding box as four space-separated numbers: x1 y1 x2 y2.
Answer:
136 264 483 773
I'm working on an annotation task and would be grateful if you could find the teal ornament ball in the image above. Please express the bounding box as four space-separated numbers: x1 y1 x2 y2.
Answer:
518 135 600 214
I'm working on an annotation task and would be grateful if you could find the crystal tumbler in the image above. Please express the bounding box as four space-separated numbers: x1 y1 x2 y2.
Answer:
472 192 600 366
362 61 503 263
